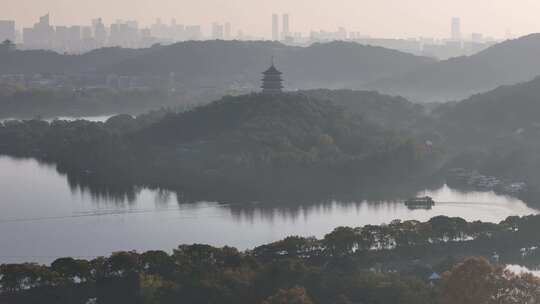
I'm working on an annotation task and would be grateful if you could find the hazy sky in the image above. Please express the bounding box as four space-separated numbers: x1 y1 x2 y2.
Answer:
4 0 540 39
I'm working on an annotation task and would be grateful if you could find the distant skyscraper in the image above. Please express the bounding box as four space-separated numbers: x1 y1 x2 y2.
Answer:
185 25 202 40
0 20 16 42
92 18 107 47
505 29 514 40
109 21 139 48
126 20 139 29
67 26 82 53
40 14 50 27
282 14 290 40
272 14 279 41
151 18 167 39
23 14 55 49
55 25 69 51
81 26 92 40
451 17 462 41
337 27 347 40
81 26 95 52
212 23 224 40
471 33 483 43
224 22 231 40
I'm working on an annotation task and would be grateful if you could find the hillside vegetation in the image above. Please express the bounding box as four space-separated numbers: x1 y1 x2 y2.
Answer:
433 76 540 186
3 214 540 304
0 93 435 200
369 34 540 102
0 41 433 90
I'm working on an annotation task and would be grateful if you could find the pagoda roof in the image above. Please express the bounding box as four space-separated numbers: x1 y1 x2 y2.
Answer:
263 65 282 75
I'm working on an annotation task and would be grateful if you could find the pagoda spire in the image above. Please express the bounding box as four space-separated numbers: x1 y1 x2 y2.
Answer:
261 58 284 94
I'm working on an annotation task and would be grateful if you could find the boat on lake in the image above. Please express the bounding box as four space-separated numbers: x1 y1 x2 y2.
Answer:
405 196 435 209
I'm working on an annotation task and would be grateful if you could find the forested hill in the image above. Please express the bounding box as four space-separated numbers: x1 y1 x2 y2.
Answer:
135 93 407 156
368 33 540 102
436 75 540 140
0 47 150 74
302 89 429 131
129 88 432 141
130 93 434 198
0 40 433 89
104 41 434 89
431 76 540 187
0 93 436 200
0 85 433 124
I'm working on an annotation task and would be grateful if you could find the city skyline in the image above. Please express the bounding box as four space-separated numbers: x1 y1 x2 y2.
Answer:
3 0 540 39
0 12 516 45
0 12 502 60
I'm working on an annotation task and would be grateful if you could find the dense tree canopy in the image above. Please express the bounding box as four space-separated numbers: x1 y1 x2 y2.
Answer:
2 214 540 303
0 93 437 200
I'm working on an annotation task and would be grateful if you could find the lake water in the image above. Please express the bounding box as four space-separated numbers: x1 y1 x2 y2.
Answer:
0 155 537 264
0 115 112 123
507 265 540 277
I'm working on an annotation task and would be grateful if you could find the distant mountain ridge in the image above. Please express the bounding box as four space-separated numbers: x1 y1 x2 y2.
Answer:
0 40 434 89
368 33 540 102
432 75 540 187
0 47 151 74
437 75 540 136
8 36 540 104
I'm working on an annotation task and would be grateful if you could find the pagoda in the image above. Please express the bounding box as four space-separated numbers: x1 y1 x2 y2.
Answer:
261 58 284 94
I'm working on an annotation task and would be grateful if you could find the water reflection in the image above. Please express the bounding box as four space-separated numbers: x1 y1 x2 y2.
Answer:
0 155 537 264
507 265 540 277
225 186 537 227
66 176 140 205
0 115 112 123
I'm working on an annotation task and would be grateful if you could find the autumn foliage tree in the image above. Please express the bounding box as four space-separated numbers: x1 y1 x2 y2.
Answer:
441 257 540 304
261 287 314 304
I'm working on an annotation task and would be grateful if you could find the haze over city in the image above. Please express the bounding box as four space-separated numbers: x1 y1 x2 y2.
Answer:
3 0 540 38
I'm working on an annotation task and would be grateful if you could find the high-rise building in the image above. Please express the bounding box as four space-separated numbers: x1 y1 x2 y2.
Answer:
23 14 55 49
272 14 279 41
282 14 290 40
151 18 166 39
81 26 93 40
471 33 483 43
0 20 16 42
126 20 139 29
176 24 187 41
224 22 231 40
54 25 81 53
67 26 81 53
40 14 50 27
451 17 462 41
169 18 184 41
54 25 69 51
92 18 107 47
81 26 95 52
185 25 202 40
212 23 224 40
109 21 139 48
337 27 347 40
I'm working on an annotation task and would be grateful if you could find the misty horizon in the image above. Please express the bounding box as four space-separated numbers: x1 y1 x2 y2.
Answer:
3 0 540 39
